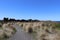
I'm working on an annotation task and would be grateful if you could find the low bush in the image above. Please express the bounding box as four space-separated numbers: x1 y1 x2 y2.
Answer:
13 28 17 33
3 33 9 39
21 24 23 27
28 27 33 33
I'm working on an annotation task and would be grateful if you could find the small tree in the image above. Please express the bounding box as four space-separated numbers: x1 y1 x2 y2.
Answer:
3 17 9 23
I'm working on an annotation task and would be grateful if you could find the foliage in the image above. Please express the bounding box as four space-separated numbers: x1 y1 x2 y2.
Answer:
13 28 17 32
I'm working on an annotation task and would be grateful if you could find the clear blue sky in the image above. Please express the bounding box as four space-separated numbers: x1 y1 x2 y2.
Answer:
0 0 60 21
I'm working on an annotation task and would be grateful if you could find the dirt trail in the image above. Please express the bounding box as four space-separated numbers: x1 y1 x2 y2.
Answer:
8 24 34 40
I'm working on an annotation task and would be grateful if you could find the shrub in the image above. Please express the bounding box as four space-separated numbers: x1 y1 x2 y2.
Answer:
28 27 33 33
13 28 17 33
3 33 9 39
21 24 23 27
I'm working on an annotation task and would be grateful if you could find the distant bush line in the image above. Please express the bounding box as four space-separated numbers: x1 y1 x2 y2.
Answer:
0 17 40 23
0 17 60 23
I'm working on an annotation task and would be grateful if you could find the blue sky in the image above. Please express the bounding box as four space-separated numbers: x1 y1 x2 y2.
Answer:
0 0 60 21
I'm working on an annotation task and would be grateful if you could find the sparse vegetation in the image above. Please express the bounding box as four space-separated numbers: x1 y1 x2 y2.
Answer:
55 23 60 30
0 18 60 40
0 23 17 40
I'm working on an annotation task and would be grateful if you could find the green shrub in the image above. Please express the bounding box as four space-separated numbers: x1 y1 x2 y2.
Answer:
13 28 17 32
